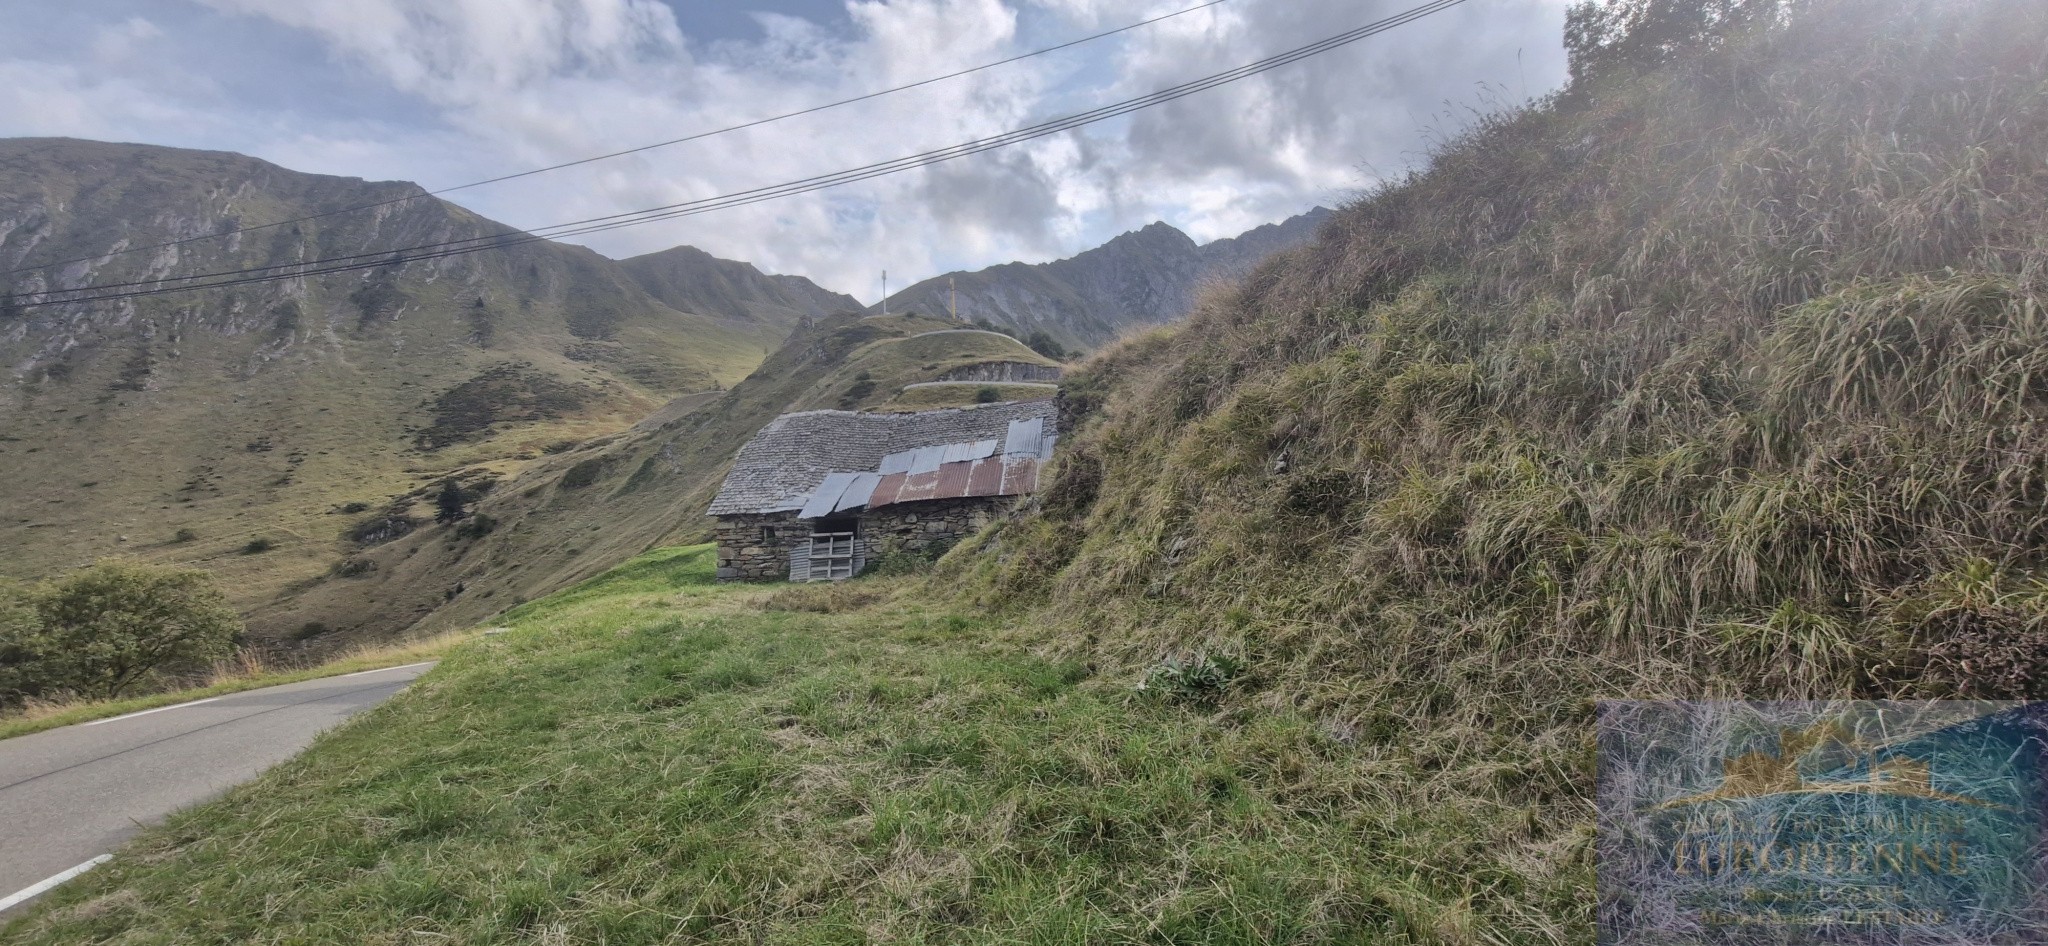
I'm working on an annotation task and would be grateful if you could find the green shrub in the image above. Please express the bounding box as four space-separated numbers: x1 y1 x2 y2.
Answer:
1024 330 1067 360
973 385 1001 403
863 542 942 577
240 538 276 555
1136 653 1244 706
0 561 244 701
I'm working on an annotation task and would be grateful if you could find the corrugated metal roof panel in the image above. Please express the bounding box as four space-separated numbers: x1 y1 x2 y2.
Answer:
798 472 860 519
710 400 1055 516
1003 418 1043 457
941 439 998 465
877 450 915 475
966 457 1004 496
1039 434 1058 460
869 471 907 507
867 456 1044 509
935 461 973 496
908 446 947 475
895 469 939 505
832 472 881 513
1003 456 1040 494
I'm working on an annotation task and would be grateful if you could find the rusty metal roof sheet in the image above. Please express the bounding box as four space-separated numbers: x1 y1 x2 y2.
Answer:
866 454 1043 510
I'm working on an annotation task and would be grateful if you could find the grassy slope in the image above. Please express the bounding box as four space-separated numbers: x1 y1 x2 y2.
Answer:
886 383 1060 411
252 314 1038 649
5 545 1504 945
790 328 1060 413
930 0 2048 938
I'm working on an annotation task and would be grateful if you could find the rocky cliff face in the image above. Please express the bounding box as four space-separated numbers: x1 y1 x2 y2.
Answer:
0 137 853 618
873 207 1332 350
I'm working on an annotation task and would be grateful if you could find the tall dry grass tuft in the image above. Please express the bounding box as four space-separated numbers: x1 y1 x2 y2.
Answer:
935 0 2048 938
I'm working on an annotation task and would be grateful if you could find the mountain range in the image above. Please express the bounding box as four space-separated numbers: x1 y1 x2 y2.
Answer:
0 136 1327 647
0 137 852 612
873 208 1331 349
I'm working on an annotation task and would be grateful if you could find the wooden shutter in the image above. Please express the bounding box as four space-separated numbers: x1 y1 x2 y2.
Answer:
788 541 811 582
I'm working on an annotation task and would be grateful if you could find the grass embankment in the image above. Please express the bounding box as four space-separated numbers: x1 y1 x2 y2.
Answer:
933 0 2048 938
5 543 1546 944
0 631 477 741
885 383 1061 411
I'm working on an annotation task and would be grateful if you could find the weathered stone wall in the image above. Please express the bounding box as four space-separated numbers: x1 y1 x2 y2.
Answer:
935 361 1064 384
716 498 1022 582
860 496 1022 561
714 512 806 582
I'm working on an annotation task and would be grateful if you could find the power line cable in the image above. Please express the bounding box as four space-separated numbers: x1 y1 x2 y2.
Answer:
13 0 1472 309
1 0 1234 279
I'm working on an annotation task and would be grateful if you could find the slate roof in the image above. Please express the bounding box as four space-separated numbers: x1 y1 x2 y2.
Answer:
708 399 1059 517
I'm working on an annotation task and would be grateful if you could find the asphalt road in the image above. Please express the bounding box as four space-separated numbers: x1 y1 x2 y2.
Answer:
0 662 433 917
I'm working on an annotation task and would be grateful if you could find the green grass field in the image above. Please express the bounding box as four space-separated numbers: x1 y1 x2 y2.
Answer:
3 543 1574 944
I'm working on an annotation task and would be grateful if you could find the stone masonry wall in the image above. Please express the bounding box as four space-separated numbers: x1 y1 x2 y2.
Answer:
717 498 1023 582
715 512 806 582
935 361 1064 384
860 496 1022 561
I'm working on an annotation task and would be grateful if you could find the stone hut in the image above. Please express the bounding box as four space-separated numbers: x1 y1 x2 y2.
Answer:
708 399 1057 582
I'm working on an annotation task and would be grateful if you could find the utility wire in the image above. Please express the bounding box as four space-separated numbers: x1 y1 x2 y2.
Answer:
1 0 1234 279
13 0 1472 309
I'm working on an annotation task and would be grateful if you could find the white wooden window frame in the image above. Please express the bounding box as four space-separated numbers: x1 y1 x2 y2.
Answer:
808 529 856 581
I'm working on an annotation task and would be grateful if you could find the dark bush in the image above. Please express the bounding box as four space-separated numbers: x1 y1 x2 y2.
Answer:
335 558 377 578
1024 330 1067 361
348 515 419 546
561 458 608 490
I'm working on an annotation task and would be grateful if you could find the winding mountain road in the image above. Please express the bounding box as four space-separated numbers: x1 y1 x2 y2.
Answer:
0 662 433 917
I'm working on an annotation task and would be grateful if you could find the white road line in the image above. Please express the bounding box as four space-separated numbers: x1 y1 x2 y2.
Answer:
84 697 220 726
338 661 435 679
0 855 112 912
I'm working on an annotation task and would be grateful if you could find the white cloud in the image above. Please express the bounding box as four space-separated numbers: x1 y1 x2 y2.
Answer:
0 0 1575 297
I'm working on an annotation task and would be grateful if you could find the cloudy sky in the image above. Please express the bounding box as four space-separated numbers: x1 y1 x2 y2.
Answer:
0 0 1572 300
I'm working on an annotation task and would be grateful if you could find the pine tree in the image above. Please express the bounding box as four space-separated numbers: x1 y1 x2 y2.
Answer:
434 479 469 523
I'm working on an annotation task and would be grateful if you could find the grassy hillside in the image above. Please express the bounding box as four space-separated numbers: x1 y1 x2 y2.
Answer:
6 544 1509 944
928 0 2048 936
0 139 850 645
254 314 1048 648
787 328 1060 413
